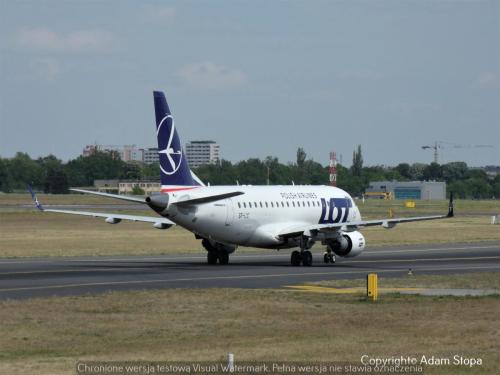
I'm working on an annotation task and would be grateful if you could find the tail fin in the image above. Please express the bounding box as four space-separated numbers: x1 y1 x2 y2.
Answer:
153 91 197 191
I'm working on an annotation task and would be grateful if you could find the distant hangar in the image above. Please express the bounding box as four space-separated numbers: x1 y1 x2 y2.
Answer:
366 181 446 200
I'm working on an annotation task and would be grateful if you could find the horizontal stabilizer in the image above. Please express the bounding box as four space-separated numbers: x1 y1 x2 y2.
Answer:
173 191 244 206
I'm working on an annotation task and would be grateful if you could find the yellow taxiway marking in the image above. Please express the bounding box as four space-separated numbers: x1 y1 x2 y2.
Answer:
285 285 425 294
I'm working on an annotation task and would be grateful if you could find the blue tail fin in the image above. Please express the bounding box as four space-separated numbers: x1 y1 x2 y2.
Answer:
153 91 195 189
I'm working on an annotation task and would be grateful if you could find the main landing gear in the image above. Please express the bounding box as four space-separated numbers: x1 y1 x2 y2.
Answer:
202 238 231 265
207 249 229 265
290 250 313 267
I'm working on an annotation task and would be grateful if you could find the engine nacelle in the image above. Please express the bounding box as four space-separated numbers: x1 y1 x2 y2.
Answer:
153 222 173 230
105 217 121 224
325 231 366 258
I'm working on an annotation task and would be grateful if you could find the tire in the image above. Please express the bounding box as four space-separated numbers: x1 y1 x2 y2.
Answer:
218 251 229 265
323 253 330 264
330 255 336 264
291 250 301 266
207 251 218 265
302 251 313 267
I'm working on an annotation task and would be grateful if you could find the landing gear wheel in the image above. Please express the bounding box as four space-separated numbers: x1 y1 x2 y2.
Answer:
323 252 330 264
302 250 313 267
291 250 301 266
207 251 218 265
218 250 229 265
330 254 336 264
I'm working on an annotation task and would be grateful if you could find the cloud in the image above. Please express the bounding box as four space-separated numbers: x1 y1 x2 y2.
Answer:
178 62 248 90
475 72 499 88
30 57 61 80
14 28 115 52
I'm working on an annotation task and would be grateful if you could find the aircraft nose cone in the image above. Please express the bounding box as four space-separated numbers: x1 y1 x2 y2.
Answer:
146 194 169 213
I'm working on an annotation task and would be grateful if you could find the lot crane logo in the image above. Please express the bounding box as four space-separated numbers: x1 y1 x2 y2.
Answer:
157 115 183 175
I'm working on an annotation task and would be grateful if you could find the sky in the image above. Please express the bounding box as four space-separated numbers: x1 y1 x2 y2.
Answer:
0 0 499 167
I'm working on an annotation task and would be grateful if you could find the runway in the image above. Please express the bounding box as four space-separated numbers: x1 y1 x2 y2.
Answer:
1 241 500 300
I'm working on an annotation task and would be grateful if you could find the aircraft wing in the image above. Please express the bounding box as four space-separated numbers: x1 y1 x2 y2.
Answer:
28 185 174 228
70 188 146 203
279 194 454 237
42 209 174 228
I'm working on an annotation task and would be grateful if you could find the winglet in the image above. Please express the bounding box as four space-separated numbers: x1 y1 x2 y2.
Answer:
447 192 454 218
27 184 44 211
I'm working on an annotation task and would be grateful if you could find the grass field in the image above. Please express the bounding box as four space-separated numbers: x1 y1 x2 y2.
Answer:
0 272 499 375
1 194 500 258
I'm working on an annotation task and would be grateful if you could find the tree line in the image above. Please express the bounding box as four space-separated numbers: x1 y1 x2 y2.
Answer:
0 147 499 199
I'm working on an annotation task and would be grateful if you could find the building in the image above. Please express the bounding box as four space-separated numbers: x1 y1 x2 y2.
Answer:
120 145 143 162
118 180 161 195
142 147 159 165
82 144 120 157
366 181 446 200
82 144 143 162
185 141 220 168
94 179 119 192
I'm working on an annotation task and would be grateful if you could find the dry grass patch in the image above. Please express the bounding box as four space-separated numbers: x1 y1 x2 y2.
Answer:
0 288 499 374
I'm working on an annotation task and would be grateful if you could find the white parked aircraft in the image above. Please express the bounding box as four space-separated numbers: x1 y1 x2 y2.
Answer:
29 91 454 266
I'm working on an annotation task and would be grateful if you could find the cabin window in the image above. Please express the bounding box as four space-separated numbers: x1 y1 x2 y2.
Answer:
243 202 247 208
307 201 310 207
260 202 263 208
286 202 290 207
271 202 274 208
254 202 257 207
248 202 252 208
276 201 279 207
281 201 284 207
265 202 268 208
238 202 241 208
292 201 296 207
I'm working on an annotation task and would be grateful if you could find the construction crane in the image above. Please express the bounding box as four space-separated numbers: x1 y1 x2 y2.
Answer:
421 141 494 163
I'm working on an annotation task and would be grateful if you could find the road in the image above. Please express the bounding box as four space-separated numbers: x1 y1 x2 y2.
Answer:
1 241 499 300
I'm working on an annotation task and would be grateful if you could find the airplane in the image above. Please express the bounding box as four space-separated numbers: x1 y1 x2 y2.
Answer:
29 91 454 266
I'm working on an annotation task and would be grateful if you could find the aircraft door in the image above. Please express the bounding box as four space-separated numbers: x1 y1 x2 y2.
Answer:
225 198 234 226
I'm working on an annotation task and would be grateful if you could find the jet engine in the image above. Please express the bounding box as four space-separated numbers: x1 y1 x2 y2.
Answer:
146 194 169 214
324 231 365 258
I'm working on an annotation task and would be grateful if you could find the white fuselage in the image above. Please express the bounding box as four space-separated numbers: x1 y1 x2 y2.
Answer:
160 185 361 248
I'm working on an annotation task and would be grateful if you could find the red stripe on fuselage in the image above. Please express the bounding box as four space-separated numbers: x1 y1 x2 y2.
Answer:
160 186 199 193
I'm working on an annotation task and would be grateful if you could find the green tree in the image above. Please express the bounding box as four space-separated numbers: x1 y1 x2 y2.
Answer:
65 151 125 187
38 155 68 194
131 185 145 195
409 163 426 180
351 145 363 177
442 162 468 182
423 162 442 180
395 163 411 179
123 162 142 180
8 152 44 190
0 158 12 192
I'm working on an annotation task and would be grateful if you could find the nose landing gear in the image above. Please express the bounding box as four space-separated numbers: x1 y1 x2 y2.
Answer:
323 251 336 264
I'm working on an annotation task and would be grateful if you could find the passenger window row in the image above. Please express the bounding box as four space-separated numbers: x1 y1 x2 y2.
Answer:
237 200 322 209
